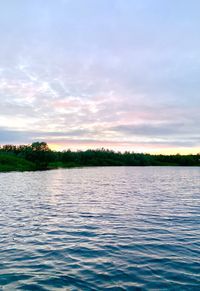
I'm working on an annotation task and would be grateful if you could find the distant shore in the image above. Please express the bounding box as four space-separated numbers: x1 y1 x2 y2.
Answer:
0 142 199 172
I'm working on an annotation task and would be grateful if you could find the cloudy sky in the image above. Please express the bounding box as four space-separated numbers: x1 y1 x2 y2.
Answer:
0 0 199 153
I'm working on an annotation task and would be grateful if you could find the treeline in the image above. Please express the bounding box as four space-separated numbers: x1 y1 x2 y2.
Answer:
0 142 199 171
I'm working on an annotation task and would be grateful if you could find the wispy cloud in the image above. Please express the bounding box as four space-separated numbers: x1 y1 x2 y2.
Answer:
0 0 199 153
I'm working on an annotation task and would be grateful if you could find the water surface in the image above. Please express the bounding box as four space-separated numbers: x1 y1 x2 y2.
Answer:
0 167 199 290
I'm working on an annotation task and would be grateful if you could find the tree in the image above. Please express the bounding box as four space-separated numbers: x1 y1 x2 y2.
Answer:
31 142 50 152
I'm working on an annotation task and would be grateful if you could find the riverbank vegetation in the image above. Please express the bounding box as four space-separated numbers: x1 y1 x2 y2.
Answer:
0 142 199 172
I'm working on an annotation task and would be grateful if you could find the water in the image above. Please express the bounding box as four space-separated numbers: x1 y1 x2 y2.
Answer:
0 167 199 290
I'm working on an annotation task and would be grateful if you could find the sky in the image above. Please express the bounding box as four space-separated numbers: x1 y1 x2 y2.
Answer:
0 0 199 153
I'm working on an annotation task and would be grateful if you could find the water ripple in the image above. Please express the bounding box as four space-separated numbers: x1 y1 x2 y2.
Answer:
0 167 199 290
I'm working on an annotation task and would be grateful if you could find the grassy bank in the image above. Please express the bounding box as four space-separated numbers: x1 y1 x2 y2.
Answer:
0 154 36 172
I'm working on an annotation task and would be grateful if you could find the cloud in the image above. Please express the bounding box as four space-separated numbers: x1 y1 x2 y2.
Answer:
0 125 199 151
110 122 197 137
0 1 199 153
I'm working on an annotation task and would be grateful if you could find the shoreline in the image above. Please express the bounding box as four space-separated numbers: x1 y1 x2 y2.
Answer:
0 164 200 173
1 143 200 172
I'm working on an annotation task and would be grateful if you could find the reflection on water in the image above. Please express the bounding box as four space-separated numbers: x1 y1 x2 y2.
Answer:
0 167 200 289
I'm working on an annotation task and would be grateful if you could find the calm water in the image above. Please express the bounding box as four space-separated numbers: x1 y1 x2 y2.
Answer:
0 167 199 290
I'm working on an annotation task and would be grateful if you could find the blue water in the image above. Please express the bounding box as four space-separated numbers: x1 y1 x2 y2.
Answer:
0 167 199 290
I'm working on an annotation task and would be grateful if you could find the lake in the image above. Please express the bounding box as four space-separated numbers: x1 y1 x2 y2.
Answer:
0 167 199 290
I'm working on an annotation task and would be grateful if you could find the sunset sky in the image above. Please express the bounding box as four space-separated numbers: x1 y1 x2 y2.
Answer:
0 0 199 153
